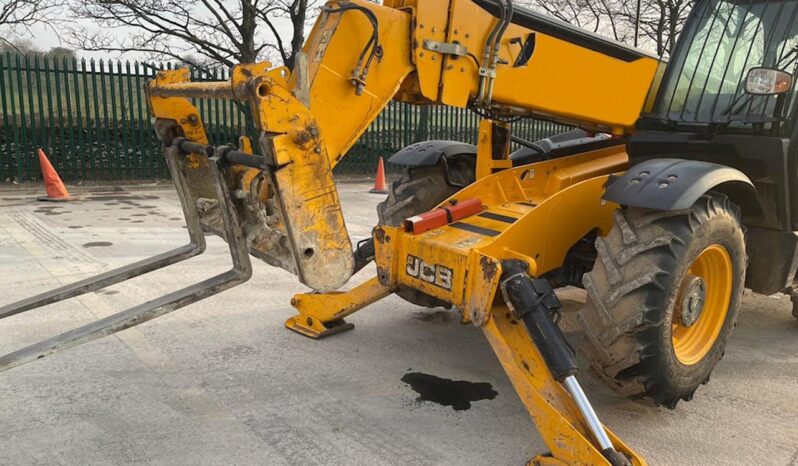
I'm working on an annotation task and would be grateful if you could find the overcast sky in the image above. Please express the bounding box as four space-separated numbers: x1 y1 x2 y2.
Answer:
11 9 296 62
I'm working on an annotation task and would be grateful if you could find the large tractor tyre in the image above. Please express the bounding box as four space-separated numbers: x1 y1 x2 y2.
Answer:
377 156 475 308
578 192 746 408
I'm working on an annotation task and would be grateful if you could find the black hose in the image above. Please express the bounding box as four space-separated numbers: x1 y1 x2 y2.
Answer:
495 0 514 55
322 4 381 86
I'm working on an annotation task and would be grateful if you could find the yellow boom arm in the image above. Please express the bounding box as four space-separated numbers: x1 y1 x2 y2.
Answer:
145 0 659 291
0 2 661 464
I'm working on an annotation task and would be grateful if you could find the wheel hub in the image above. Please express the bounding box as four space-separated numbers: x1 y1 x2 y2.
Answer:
679 275 706 327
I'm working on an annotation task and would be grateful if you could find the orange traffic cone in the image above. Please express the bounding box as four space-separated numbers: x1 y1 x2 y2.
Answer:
370 157 388 194
37 148 74 202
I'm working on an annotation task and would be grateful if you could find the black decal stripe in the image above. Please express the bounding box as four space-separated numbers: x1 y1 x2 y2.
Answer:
518 201 538 207
449 222 501 237
478 212 518 224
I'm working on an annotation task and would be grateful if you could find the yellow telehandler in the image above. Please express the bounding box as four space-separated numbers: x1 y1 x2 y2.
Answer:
3 0 798 464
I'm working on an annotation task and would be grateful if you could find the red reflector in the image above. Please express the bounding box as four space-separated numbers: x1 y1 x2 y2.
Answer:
404 198 483 234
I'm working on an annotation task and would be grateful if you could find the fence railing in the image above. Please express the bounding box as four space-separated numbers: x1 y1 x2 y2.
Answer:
0 53 570 182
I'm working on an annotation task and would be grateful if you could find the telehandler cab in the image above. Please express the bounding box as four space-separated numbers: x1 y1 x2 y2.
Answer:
3 0 797 464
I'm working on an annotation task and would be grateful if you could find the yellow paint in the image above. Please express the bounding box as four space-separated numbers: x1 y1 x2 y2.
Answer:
672 244 733 366
435 0 659 133
144 0 665 461
374 145 628 307
483 305 646 465
147 70 210 146
366 144 642 462
301 0 415 166
475 119 513 180
287 277 392 338
412 0 450 101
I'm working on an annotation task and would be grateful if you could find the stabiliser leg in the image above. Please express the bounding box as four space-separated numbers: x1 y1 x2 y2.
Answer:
286 277 392 338
484 259 642 466
0 146 253 372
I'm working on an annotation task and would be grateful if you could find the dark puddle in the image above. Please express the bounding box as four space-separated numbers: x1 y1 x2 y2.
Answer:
402 372 497 411
34 206 71 216
85 195 160 201
82 241 113 248
68 226 83 229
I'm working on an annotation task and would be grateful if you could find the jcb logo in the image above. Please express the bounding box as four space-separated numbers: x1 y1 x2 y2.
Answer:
405 255 453 291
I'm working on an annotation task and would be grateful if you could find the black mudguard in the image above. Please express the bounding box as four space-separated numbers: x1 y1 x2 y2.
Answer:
603 158 760 213
387 140 476 167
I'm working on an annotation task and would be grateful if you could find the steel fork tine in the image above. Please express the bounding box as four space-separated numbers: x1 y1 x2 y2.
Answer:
0 148 206 321
0 151 252 372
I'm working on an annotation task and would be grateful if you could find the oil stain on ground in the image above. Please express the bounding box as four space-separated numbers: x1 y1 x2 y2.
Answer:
402 372 497 411
82 241 113 248
34 206 70 216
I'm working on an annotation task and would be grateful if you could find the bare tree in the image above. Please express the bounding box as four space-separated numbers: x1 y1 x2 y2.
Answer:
521 0 695 57
68 0 318 69
622 0 694 56
525 0 630 42
0 0 63 51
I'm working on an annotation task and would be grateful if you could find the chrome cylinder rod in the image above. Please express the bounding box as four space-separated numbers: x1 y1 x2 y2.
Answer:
563 375 614 451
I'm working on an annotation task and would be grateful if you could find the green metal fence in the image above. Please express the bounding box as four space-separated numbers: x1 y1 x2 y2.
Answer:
0 53 570 183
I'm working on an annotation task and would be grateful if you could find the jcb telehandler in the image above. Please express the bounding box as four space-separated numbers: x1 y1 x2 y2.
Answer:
2 0 797 463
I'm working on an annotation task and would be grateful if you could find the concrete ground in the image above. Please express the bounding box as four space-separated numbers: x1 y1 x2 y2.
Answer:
0 183 796 466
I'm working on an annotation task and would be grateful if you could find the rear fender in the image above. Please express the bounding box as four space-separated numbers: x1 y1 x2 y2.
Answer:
387 140 476 167
603 158 762 216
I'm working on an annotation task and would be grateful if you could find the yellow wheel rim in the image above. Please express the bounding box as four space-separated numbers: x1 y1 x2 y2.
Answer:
672 244 733 366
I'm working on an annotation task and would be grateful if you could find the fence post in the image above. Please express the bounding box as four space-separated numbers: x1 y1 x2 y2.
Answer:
42 55 56 174
52 56 67 180
0 55 574 182
0 53 7 182
100 59 114 180
34 54 48 174
89 58 106 180
9 52 20 181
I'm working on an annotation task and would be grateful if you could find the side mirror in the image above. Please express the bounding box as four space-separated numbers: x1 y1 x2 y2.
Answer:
745 67 793 95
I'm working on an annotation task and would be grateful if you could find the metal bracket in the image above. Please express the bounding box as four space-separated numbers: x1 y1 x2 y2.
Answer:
423 39 468 57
